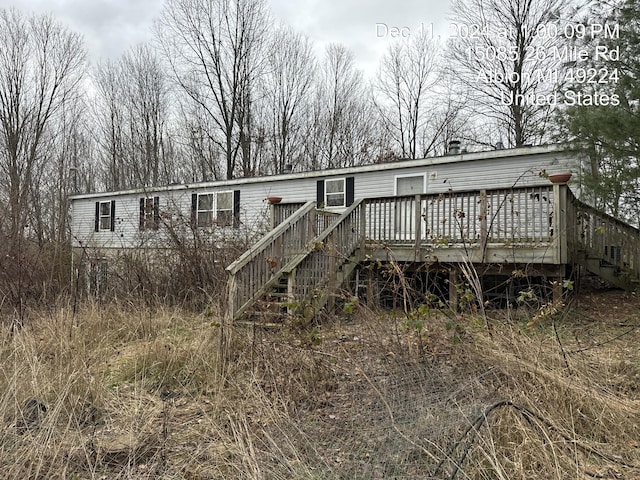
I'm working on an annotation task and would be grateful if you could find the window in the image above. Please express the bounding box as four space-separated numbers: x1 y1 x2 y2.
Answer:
99 202 111 230
325 179 346 207
216 191 233 227
140 197 160 230
192 190 239 228
196 193 214 227
95 200 115 232
317 177 354 209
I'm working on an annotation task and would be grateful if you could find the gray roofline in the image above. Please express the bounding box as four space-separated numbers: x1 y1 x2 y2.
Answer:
69 144 566 201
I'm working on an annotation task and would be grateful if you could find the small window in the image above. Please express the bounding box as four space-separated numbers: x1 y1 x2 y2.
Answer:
325 179 345 207
216 191 233 227
140 197 160 230
99 201 112 231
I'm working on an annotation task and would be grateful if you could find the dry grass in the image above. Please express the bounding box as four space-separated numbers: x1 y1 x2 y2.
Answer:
0 290 639 479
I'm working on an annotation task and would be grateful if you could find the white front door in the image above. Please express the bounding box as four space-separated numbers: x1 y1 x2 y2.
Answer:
395 174 427 241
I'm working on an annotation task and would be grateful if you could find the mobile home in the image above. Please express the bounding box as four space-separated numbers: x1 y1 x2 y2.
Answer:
70 144 640 317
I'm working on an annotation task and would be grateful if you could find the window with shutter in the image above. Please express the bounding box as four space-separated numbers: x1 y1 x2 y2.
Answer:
317 177 354 208
98 201 113 231
325 178 346 207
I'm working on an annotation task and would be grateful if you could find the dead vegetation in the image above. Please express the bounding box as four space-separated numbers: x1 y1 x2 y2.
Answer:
1 289 639 479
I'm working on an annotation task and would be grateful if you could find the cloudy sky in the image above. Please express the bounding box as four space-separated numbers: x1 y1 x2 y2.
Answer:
0 0 452 78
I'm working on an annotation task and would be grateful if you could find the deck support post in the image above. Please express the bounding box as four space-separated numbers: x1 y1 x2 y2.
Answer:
448 267 459 310
360 202 367 252
287 270 296 314
269 203 276 230
552 276 563 304
552 183 568 265
219 273 236 380
327 230 337 312
309 207 317 237
479 190 488 260
414 194 422 254
551 183 568 304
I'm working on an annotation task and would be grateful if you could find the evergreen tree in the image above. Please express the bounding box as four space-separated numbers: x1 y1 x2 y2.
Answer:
560 0 640 222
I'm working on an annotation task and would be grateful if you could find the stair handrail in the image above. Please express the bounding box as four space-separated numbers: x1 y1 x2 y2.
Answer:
227 201 316 275
227 199 365 320
568 194 640 236
281 199 364 273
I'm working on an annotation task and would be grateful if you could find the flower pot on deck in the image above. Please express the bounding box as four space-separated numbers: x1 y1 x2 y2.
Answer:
267 196 282 204
548 172 572 184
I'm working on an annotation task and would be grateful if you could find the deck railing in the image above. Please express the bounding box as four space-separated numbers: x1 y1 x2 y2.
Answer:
364 185 555 248
272 202 341 233
271 202 305 227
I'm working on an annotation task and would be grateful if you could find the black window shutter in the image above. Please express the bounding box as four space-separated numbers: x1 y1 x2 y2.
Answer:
153 196 160 229
110 200 116 232
94 202 100 232
139 198 145 230
316 180 324 206
191 193 198 226
346 176 355 206
233 190 241 228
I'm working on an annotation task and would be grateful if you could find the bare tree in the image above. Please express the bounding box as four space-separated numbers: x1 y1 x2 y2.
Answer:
262 26 316 174
157 0 270 180
122 44 173 187
32 100 88 244
304 44 373 170
93 59 127 190
177 101 224 182
374 31 441 159
0 8 85 323
0 8 85 242
93 44 174 190
447 0 568 147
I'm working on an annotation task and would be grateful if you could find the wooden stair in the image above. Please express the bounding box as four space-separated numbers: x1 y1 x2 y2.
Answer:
227 200 366 321
568 197 640 291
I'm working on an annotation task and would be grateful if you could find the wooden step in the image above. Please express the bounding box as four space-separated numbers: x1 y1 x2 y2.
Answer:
579 257 638 291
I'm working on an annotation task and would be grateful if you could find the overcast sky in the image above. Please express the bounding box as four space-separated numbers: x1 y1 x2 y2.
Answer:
0 0 451 78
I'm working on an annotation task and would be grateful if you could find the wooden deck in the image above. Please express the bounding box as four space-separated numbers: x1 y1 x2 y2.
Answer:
226 183 640 320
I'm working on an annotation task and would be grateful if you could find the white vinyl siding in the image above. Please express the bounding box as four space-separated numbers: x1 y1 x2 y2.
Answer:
70 147 584 250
